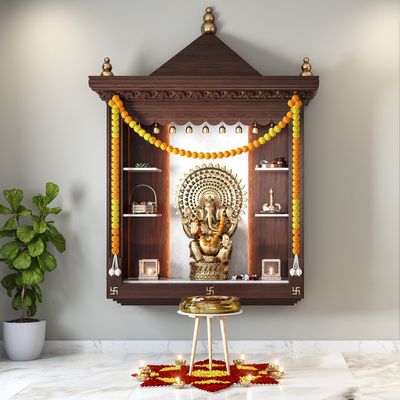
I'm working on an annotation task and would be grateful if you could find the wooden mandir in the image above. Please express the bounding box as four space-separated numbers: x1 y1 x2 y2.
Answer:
89 8 319 305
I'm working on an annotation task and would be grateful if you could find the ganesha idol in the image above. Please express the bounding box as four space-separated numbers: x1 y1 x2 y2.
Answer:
176 164 246 280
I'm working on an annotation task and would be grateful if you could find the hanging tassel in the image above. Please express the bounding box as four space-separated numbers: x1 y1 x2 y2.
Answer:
108 254 121 277
289 254 303 277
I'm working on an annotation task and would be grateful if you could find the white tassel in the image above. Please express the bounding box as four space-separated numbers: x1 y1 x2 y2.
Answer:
289 254 303 277
108 254 121 277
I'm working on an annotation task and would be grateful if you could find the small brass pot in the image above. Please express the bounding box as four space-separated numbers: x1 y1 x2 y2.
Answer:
179 296 241 314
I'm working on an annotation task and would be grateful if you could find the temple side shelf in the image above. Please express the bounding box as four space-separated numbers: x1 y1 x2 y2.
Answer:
123 167 162 172
123 214 162 218
254 214 289 218
255 168 289 171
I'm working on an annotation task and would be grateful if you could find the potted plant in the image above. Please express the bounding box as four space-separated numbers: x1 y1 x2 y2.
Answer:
0 182 66 360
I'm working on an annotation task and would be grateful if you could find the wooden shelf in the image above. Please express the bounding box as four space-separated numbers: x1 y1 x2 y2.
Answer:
255 213 289 217
124 279 289 284
255 167 288 171
123 214 162 218
123 167 162 172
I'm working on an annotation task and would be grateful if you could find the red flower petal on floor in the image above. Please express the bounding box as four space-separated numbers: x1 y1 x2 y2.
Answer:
191 382 234 393
141 379 170 387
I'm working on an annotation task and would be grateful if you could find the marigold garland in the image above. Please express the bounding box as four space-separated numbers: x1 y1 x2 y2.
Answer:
196 216 225 247
290 97 301 258
109 104 121 277
107 94 303 159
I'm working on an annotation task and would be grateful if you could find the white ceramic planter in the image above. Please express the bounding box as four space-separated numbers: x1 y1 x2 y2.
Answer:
3 320 46 361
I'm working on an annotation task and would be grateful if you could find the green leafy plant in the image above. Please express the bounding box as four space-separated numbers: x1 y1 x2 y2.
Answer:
0 182 66 322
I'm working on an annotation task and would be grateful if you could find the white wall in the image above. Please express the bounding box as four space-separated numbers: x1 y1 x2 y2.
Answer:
0 0 398 340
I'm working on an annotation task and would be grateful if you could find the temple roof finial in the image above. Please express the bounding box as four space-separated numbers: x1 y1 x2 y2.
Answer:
201 6 217 34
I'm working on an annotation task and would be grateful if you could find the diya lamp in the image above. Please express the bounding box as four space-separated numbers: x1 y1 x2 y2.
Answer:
135 363 150 382
138 361 151 375
233 354 245 366
270 366 284 379
239 374 253 387
175 354 186 367
268 359 280 371
136 372 149 382
173 377 186 389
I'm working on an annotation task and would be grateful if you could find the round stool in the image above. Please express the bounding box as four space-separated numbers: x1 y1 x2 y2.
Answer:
177 310 243 375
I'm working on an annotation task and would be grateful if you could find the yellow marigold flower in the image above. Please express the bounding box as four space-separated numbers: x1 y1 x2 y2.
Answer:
258 137 266 145
192 369 228 377
160 366 180 372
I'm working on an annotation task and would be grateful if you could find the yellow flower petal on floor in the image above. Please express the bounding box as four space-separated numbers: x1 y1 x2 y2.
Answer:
191 369 228 377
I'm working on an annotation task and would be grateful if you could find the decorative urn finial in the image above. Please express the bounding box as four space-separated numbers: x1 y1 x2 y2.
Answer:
300 57 313 76
101 57 113 76
201 6 217 34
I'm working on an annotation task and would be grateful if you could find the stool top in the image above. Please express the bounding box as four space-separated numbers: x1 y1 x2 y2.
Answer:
177 310 243 318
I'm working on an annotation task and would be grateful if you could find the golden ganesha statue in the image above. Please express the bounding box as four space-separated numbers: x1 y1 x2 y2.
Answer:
176 164 246 280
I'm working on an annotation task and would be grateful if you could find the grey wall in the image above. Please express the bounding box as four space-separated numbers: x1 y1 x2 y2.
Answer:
0 0 398 340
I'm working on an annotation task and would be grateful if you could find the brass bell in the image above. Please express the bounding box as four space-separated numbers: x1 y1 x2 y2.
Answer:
186 124 193 134
219 125 226 134
235 125 242 134
169 124 176 134
153 122 160 134
252 123 259 135
202 124 209 134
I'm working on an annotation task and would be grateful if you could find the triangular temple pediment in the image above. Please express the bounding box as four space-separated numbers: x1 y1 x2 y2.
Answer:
151 34 261 76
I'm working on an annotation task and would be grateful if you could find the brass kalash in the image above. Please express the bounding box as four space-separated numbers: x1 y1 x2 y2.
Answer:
176 164 246 280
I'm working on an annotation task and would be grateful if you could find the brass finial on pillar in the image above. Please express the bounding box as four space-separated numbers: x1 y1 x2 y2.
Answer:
201 6 217 34
300 57 313 76
101 57 113 76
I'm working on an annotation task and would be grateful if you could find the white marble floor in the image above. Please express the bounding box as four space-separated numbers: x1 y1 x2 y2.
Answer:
0 351 399 400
